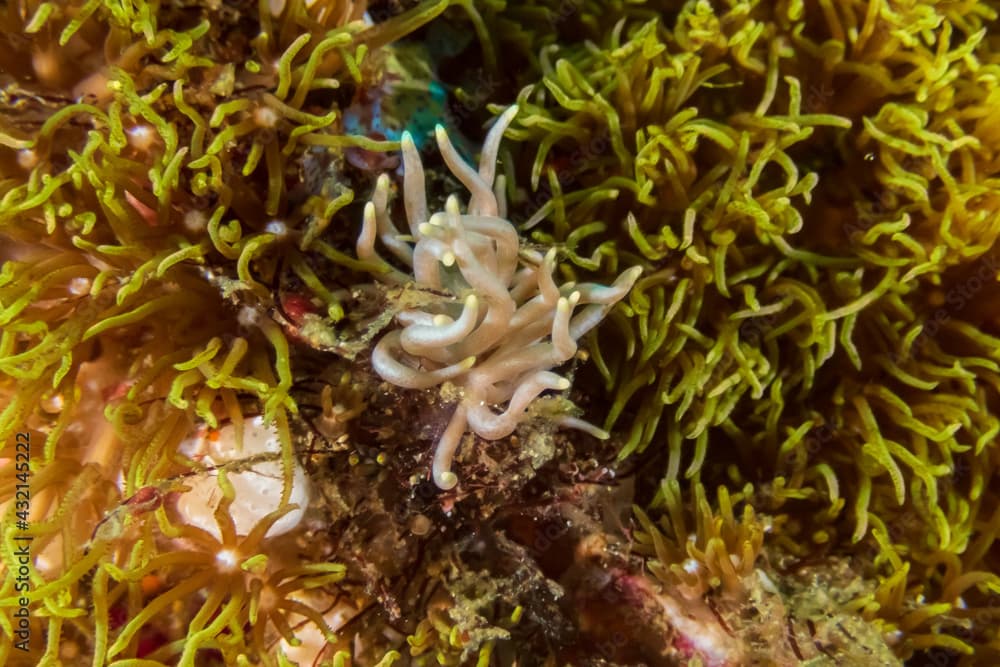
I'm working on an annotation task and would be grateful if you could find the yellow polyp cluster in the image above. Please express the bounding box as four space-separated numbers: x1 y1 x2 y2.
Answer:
86 468 343 666
309 371 366 441
633 481 766 598
0 0 497 663
502 22 857 462
403 581 513 667
490 0 1000 659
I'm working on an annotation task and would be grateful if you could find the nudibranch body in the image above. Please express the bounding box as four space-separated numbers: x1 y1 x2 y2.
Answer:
357 105 641 489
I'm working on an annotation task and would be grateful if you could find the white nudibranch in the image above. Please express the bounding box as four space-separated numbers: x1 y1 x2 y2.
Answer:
358 105 642 489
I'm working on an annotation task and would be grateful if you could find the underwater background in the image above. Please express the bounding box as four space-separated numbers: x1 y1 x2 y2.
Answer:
1 0 1000 664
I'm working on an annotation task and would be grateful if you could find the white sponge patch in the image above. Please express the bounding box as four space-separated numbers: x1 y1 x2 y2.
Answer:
176 416 310 539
